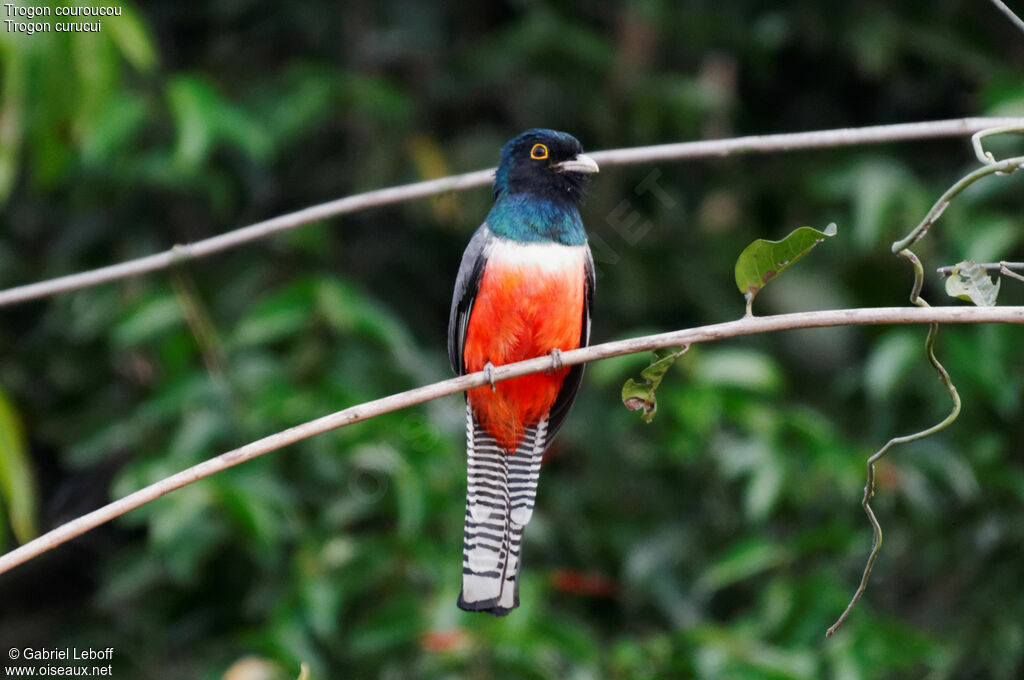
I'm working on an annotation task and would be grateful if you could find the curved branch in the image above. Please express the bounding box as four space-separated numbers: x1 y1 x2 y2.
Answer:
1 117 1022 309
826 134 1024 634
826 251 962 637
892 157 1024 254
0 305 1022 575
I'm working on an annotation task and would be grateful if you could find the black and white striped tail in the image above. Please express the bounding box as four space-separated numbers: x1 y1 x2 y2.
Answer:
459 404 547 615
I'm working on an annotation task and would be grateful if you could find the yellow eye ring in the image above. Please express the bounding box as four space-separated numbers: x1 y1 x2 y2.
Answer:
530 143 549 160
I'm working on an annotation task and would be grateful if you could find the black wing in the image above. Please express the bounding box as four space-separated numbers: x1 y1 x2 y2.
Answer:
541 245 595 447
448 225 491 376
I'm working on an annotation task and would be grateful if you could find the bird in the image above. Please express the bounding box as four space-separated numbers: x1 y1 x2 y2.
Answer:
447 129 598 615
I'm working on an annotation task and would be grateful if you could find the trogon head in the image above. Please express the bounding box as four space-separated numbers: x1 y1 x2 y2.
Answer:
492 129 599 205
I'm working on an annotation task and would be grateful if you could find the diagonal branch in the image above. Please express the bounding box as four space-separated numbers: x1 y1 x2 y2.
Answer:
989 0 1024 35
1 117 1022 309
0 305 1022 576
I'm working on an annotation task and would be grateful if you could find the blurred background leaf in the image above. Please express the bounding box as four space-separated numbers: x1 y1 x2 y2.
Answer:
0 388 37 544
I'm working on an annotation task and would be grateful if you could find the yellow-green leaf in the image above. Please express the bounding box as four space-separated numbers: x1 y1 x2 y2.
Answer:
0 388 37 544
0 42 26 204
106 1 158 73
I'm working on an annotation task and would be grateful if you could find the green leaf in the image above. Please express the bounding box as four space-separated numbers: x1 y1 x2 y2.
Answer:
233 280 315 346
81 91 149 166
0 42 26 204
864 331 920 400
167 76 219 167
70 27 119 143
688 625 816 679
695 538 790 595
167 75 271 170
734 223 837 313
0 388 37 544
621 347 688 422
945 260 1001 307
113 294 185 347
316 278 408 347
213 470 293 558
348 594 421 656
105 1 158 73
692 348 783 393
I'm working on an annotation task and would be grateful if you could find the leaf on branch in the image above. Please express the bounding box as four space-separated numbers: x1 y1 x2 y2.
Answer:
621 347 688 422
734 223 837 314
945 260 1001 306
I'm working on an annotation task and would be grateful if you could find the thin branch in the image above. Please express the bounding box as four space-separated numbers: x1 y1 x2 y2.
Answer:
589 117 1024 164
937 261 1024 278
828 128 1024 635
1 117 1023 309
1001 264 1024 283
1 305 1022 575
0 169 492 309
989 0 1024 35
892 155 1024 253
972 124 1024 164
825 313 961 638
827 251 961 637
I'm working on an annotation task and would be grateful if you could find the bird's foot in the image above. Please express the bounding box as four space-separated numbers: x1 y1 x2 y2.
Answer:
483 361 497 392
547 348 564 375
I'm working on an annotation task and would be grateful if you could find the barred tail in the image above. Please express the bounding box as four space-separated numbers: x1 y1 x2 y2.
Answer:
459 405 546 616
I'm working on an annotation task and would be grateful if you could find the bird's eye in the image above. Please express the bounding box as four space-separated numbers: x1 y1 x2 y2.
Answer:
530 143 549 160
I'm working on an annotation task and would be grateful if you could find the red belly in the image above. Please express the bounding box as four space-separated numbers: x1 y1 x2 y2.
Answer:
463 255 584 454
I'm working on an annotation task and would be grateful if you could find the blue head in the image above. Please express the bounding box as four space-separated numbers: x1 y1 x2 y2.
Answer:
492 129 598 204
488 129 599 245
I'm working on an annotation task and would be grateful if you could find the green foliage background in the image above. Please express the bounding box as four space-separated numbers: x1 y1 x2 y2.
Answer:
1 2 1023 678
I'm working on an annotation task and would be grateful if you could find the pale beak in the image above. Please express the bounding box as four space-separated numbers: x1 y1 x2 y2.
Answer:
555 153 599 174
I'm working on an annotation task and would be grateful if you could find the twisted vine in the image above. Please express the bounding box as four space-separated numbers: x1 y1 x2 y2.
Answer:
827 127 1024 636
